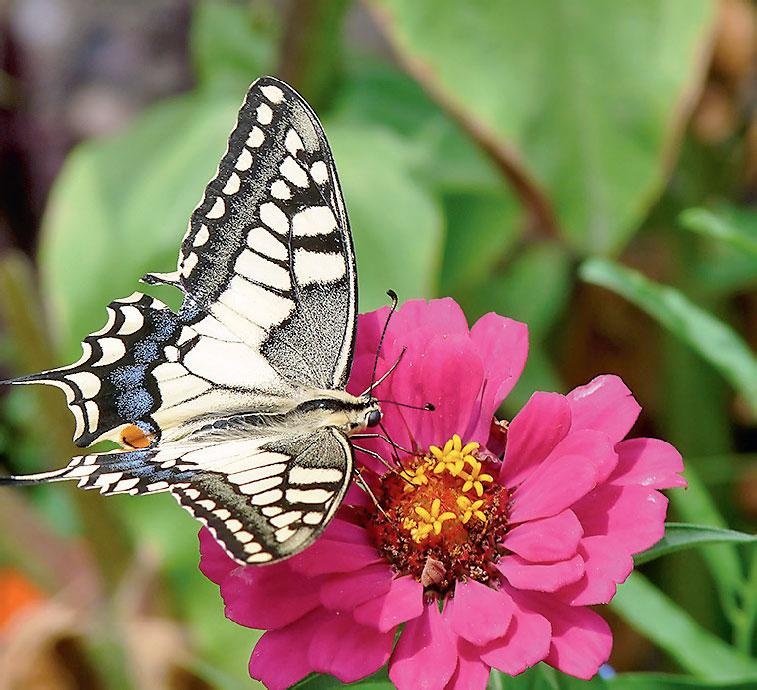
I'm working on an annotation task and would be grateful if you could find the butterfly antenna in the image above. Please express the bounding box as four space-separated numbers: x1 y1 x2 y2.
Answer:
368 290 399 392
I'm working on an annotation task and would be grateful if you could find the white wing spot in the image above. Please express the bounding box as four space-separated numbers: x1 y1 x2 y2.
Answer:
117 306 144 336
302 512 324 525
222 172 241 195
260 85 284 103
235 148 253 171
261 506 282 517
184 489 200 500
164 345 180 362
193 224 210 247
182 251 199 277
84 400 100 432
247 226 287 261
260 202 289 235
285 128 304 155
226 519 242 532
147 481 169 491
244 542 264 555
294 250 345 285
280 156 308 188
235 531 254 544
256 103 273 125
239 476 283 496
271 180 291 200
270 511 302 528
214 509 231 520
275 526 297 543
292 206 336 236
94 337 126 366
235 251 291 292
247 126 265 148
310 160 328 184
285 488 334 504
206 197 225 219
114 477 140 493
66 371 101 398
250 488 283 506
288 466 344 484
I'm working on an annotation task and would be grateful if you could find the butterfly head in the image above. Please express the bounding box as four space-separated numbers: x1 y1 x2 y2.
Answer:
295 390 382 436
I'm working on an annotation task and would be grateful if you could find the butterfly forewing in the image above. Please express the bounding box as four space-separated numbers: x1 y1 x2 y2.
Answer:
176 77 356 391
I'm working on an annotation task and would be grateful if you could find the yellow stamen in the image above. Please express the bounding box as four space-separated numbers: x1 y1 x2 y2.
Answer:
429 434 479 477
412 497 456 541
459 457 494 497
401 461 431 493
456 495 487 524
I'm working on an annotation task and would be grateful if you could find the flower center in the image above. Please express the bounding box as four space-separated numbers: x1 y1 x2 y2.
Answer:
362 434 509 596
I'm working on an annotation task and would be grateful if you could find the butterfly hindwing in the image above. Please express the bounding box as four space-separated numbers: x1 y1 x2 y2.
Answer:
32 425 354 564
172 428 354 563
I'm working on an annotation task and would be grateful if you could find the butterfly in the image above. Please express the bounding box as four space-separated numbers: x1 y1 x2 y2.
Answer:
0 76 384 565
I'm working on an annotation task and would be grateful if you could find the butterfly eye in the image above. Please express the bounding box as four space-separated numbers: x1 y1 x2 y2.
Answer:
366 410 382 428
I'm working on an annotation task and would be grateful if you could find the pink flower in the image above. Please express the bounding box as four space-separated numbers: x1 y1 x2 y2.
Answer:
199 298 686 689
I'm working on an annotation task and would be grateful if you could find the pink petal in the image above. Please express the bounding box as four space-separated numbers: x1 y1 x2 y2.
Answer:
446 640 492 690
502 509 583 562
288 538 381 577
497 554 584 592
308 608 395 683
250 607 393 688
250 625 315 690
353 575 424 632
566 375 641 443
221 565 320 629
412 335 487 450
478 586 552 675
555 535 634 606
466 313 529 441
198 528 237 585
509 453 597 523
546 429 618 485
499 392 571 487
446 579 514 646
611 438 687 489
390 602 458 690
320 562 394 610
536 597 613 679
574 484 669 554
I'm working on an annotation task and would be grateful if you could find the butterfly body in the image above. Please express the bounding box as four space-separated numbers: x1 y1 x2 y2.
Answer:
0 76 381 565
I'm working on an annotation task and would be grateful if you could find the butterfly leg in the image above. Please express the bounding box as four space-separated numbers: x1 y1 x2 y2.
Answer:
352 466 389 519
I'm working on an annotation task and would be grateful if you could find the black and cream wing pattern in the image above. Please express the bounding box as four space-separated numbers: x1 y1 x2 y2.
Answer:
1 77 364 564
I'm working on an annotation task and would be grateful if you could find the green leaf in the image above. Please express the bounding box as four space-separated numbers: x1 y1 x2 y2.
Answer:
579 258 757 414
440 190 522 296
496 664 757 689
326 123 443 308
190 0 278 93
39 92 241 358
611 572 757 682
679 207 757 257
634 523 757 565
370 0 716 254
332 60 503 194
486 243 572 341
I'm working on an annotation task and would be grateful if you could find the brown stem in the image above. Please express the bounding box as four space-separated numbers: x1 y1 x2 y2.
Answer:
366 2 560 240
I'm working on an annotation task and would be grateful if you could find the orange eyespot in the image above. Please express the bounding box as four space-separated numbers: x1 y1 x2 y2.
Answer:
120 424 153 449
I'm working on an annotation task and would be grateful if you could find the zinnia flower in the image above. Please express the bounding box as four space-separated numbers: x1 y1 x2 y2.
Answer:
199 298 686 689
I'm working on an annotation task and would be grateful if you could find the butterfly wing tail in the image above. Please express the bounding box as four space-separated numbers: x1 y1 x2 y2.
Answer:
1 448 195 495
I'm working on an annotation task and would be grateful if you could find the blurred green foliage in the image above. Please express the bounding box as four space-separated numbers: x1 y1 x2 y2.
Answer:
0 1 755 688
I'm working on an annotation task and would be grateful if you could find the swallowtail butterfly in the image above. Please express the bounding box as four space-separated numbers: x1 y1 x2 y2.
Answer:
0 77 384 564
